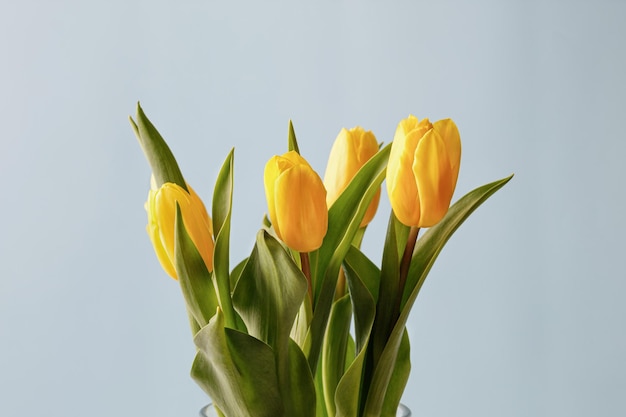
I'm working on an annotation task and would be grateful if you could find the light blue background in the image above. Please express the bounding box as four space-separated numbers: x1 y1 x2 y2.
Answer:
1 1 625 416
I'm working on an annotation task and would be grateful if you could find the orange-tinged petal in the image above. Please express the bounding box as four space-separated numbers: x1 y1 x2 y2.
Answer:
362 188 381 227
265 150 328 252
388 135 421 226
274 163 328 252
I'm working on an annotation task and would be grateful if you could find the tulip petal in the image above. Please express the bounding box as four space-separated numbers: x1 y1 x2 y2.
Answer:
146 189 177 278
324 127 380 226
387 125 428 227
323 128 355 206
274 163 328 252
434 119 461 192
413 130 454 227
264 156 283 238
150 183 214 279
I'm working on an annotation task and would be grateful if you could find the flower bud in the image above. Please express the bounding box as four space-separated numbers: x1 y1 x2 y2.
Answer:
386 115 461 227
264 151 328 252
146 182 214 279
323 127 381 227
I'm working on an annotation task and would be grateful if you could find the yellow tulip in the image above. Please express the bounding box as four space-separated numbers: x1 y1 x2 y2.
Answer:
264 151 328 252
323 127 381 227
146 181 214 279
386 115 461 227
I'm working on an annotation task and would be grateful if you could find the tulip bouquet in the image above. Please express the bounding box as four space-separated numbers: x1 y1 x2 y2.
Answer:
130 103 511 417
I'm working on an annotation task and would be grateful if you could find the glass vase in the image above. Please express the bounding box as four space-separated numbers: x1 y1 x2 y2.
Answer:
200 403 411 416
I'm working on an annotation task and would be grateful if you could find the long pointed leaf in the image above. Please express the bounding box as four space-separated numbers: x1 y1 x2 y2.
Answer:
174 204 218 327
306 144 390 372
212 150 238 329
288 120 300 153
363 174 513 416
334 259 377 417
322 295 352 416
130 103 187 190
380 330 410 417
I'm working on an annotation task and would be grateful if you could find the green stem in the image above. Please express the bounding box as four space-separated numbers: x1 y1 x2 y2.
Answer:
394 226 420 321
300 252 313 308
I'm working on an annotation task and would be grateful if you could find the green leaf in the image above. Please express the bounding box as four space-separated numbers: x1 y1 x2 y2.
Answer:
403 174 514 308
232 230 312 416
335 349 366 417
233 230 307 351
342 246 379 353
334 250 379 417
213 149 234 238
130 103 187 190
174 204 218 328
370 213 408 365
288 120 300 153
211 149 239 329
305 143 391 372
322 295 353 417
230 257 248 291
314 361 330 417
362 174 513 416
287 339 317 417
380 330 410 417
191 310 284 417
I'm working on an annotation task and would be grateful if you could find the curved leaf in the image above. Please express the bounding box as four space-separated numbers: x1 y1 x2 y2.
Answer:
403 174 514 308
305 144 391 372
342 246 379 353
322 295 352 416
192 310 283 417
232 230 311 416
380 330 410 417
212 150 238 329
334 249 379 417
287 339 316 417
363 174 513 416
130 103 187 190
174 204 218 328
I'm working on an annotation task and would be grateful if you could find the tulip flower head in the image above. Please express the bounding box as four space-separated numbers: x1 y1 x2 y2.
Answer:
146 181 214 279
386 115 461 227
264 151 328 252
323 127 381 227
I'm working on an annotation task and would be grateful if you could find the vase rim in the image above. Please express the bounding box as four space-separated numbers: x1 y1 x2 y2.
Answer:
200 402 412 417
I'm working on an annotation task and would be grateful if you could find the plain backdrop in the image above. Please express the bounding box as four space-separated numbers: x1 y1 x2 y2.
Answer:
1 1 625 416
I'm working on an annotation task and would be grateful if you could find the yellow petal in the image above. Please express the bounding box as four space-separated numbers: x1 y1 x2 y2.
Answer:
274 163 328 252
413 130 454 227
388 130 421 226
362 188 381 227
264 155 283 238
146 189 177 278
324 128 355 205
324 127 379 226
148 183 214 279
434 118 461 192
387 120 431 226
